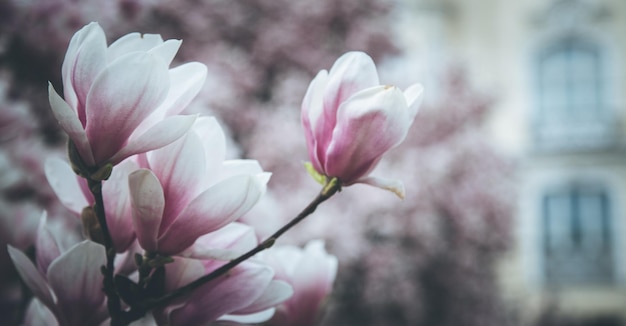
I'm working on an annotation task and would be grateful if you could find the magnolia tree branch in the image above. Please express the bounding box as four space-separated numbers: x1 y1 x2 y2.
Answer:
123 178 342 324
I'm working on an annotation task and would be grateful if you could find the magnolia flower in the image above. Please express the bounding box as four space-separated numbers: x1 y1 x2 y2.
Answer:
129 117 270 255
155 222 293 324
48 22 206 168
260 240 338 326
301 51 423 198
8 240 108 326
156 258 293 325
45 157 138 252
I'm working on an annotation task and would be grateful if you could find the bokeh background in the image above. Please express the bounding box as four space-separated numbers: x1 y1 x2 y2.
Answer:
0 0 625 325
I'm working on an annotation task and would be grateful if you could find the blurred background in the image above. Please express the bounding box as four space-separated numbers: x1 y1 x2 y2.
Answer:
0 0 625 325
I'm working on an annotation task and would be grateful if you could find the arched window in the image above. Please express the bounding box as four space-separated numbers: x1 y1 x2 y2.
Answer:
537 38 603 124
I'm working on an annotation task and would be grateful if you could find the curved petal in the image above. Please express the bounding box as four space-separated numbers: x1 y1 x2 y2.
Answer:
129 169 165 252
35 212 61 275
47 241 107 326
180 222 257 260
324 86 411 183
403 83 424 119
25 298 59 326
233 280 293 314
317 51 379 152
61 22 107 123
301 69 328 173
158 174 268 255
356 176 406 199
217 159 264 183
148 131 205 225
7 246 57 315
106 33 164 62
193 117 226 184
44 158 90 214
102 159 138 252
219 308 275 324
157 62 207 116
85 51 170 164
148 39 182 69
169 262 274 325
109 114 197 165
48 84 95 166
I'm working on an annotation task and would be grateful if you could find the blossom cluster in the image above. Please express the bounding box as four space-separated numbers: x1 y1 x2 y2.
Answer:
8 22 421 326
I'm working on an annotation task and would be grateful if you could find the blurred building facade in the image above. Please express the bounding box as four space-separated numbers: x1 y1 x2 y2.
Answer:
393 0 626 324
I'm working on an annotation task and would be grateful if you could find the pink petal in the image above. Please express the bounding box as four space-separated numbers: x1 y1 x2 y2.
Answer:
46 241 107 326
7 246 57 315
317 52 379 155
61 22 107 125
109 114 197 165
164 257 205 292
85 51 169 164
301 70 328 173
102 159 138 252
324 86 412 183
44 158 90 214
148 131 205 226
48 84 95 166
169 262 274 324
129 169 165 252
158 174 268 255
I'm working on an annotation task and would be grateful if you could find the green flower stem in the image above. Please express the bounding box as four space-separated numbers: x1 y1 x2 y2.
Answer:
135 177 342 316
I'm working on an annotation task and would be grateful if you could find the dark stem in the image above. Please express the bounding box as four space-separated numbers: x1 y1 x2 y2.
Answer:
136 178 341 315
87 179 122 325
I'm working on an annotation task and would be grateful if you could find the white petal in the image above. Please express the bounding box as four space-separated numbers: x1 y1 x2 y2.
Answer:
157 62 207 116
110 114 197 165
7 246 57 315
48 83 95 166
129 169 165 252
403 83 424 119
219 308 276 324
47 241 107 326
44 158 89 214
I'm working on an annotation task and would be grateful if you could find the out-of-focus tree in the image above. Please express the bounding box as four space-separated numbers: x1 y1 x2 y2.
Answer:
0 0 516 325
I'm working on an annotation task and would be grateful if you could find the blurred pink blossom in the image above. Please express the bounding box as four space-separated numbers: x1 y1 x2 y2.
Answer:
301 51 423 198
260 240 338 326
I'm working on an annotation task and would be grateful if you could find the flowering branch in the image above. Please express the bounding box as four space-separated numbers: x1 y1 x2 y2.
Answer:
125 178 342 322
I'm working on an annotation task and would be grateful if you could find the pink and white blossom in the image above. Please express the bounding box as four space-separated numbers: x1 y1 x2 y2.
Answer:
48 22 206 168
45 157 138 252
8 240 108 326
301 51 423 198
129 117 270 255
154 222 293 324
259 240 338 326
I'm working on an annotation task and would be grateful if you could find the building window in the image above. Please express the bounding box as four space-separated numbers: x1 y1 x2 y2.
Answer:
533 37 614 150
542 185 614 285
